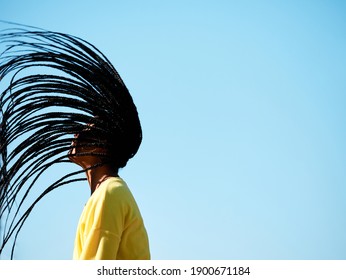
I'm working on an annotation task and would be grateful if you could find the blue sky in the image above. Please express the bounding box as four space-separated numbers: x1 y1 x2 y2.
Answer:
1 0 346 259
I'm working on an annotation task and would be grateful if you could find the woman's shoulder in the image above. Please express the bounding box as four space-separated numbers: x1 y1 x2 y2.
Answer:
98 177 134 201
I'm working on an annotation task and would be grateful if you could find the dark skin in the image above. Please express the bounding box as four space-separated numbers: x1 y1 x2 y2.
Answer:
68 132 118 194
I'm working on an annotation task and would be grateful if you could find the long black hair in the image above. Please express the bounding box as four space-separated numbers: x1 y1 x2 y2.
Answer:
0 25 142 258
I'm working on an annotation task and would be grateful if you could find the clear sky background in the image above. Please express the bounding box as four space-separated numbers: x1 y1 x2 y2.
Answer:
0 0 345 260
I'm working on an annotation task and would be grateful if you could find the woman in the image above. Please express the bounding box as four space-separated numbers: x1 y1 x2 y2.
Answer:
0 25 150 259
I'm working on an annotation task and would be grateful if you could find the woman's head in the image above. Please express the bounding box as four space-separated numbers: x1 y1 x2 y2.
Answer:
68 114 142 169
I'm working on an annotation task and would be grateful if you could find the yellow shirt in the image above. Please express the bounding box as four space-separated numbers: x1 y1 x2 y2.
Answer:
73 177 150 260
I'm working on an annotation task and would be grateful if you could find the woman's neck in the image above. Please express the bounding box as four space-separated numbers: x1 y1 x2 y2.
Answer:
85 164 118 194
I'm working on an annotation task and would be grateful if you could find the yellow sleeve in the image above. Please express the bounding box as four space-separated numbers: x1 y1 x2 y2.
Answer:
78 228 121 260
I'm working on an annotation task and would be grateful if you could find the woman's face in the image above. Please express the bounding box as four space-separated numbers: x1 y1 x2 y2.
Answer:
68 125 105 168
